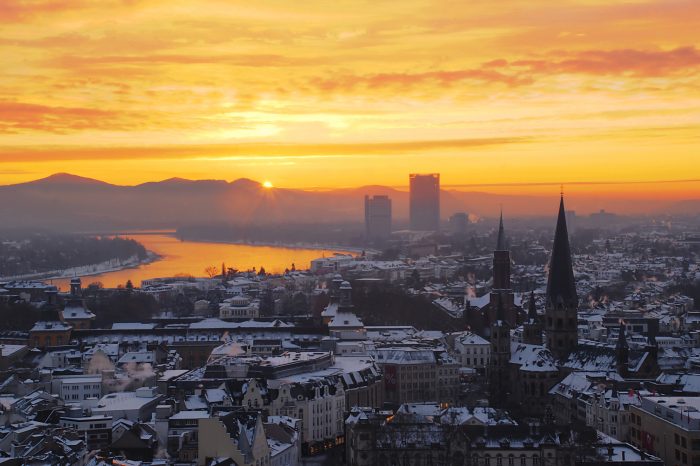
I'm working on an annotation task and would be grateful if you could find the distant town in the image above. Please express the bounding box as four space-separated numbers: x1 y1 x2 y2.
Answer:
0 173 699 466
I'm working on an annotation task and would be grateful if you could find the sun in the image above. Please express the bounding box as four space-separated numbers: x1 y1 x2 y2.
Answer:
262 180 274 189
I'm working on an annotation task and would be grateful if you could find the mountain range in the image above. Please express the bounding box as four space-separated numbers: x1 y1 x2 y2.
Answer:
0 173 698 231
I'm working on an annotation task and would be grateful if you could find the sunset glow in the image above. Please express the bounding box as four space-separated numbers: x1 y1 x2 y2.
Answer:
1 0 699 202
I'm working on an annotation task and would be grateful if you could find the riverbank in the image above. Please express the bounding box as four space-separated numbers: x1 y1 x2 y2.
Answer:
173 234 370 255
0 252 160 284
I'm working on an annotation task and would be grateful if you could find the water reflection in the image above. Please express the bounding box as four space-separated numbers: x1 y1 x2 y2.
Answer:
51 234 352 290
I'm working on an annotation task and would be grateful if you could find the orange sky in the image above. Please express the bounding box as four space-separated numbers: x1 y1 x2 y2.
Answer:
1 0 699 198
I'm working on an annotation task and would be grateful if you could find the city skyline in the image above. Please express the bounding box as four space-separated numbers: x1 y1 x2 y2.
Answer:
1 0 699 203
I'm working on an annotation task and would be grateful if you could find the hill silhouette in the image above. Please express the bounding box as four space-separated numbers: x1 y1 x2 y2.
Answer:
0 174 696 231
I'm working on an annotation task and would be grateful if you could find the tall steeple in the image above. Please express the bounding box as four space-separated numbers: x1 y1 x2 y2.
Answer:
546 195 578 309
496 209 506 251
544 195 579 360
490 210 514 326
492 211 510 291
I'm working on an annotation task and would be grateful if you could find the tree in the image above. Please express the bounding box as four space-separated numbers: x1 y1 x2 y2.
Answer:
408 269 422 289
204 265 218 279
258 266 266 276
125 280 134 291
291 262 296 272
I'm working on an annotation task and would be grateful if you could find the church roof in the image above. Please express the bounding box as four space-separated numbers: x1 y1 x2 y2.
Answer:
546 196 578 308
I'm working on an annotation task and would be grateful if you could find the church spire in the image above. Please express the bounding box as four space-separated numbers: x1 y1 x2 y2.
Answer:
616 320 629 376
528 291 537 321
546 195 578 309
496 209 506 251
616 321 628 351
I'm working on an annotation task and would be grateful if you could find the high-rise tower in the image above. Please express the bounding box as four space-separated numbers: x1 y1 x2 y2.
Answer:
364 195 392 241
409 173 440 231
544 195 579 360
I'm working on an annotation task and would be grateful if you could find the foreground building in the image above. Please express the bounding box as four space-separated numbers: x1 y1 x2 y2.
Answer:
346 403 661 466
629 396 700 466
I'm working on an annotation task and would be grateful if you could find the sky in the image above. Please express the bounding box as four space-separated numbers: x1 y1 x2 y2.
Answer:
1 0 699 199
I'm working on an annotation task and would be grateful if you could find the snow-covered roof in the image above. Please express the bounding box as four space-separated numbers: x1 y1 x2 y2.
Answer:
328 311 364 328
456 331 489 346
111 323 156 330
510 343 558 372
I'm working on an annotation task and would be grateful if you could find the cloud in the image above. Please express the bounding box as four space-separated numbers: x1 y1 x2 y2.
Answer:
307 46 700 95
310 68 533 91
515 46 700 77
51 53 320 69
0 0 84 21
0 101 128 133
0 136 527 162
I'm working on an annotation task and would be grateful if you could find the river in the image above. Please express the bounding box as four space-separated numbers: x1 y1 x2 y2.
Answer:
50 233 353 290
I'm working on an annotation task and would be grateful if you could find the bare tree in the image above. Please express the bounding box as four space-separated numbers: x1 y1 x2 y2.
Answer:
204 265 218 279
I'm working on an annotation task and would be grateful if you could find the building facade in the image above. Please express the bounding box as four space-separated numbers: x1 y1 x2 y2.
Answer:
364 195 392 241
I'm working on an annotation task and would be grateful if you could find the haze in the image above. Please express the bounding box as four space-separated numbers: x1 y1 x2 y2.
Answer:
1 0 699 205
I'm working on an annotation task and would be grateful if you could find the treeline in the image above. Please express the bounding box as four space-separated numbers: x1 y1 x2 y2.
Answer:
351 285 463 332
83 288 160 326
0 233 148 277
0 302 41 331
